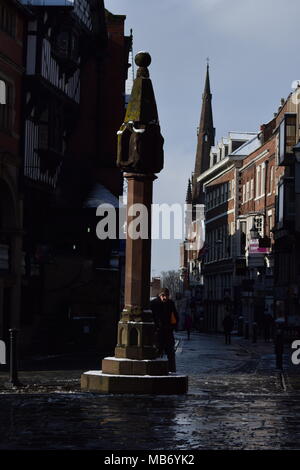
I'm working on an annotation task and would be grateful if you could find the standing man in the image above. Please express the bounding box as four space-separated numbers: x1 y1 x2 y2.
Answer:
223 313 234 345
184 314 193 340
150 288 178 372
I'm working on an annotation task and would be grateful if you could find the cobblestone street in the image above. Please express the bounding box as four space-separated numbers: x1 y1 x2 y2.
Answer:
0 332 300 451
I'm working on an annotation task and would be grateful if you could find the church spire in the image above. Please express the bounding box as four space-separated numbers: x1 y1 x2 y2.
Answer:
192 63 215 204
185 178 192 204
204 59 211 95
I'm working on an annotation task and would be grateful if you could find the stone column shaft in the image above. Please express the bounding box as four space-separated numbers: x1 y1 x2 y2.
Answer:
123 173 156 320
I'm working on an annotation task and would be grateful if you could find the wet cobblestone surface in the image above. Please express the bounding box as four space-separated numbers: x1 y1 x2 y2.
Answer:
0 333 300 450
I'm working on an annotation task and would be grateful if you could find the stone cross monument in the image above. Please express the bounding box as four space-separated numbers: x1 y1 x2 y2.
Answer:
81 52 188 394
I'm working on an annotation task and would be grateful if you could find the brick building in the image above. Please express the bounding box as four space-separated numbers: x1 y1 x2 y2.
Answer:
183 64 300 334
0 0 30 347
0 1 131 356
200 132 260 332
272 93 299 327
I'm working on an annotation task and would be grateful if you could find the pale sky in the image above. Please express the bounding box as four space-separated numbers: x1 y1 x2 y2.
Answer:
105 0 300 277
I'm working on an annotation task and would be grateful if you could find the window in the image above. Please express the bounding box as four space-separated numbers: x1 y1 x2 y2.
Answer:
255 217 263 237
54 30 79 62
0 3 16 38
52 26 79 77
221 184 224 203
224 182 228 201
269 166 274 194
38 104 63 153
278 114 297 165
256 165 261 197
277 179 295 225
0 79 5 104
242 184 246 203
56 31 69 57
250 179 254 199
0 79 11 130
206 191 212 210
246 181 250 201
261 163 265 196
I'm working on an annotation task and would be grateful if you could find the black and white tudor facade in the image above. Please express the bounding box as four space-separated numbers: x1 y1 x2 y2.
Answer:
21 0 103 187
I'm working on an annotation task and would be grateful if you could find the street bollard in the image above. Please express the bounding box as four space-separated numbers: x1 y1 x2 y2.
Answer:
5 329 22 388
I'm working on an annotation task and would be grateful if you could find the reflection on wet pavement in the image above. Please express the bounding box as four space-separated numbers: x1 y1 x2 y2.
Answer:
0 332 299 450
1 391 300 450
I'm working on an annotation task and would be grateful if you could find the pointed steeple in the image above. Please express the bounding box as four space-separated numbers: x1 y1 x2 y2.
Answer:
186 178 192 204
192 63 215 204
203 60 211 96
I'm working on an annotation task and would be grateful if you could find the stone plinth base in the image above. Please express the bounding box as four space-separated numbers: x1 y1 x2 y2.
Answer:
81 371 188 394
102 357 169 376
115 345 157 360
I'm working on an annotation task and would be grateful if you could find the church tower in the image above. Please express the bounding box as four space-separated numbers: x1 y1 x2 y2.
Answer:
192 63 215 205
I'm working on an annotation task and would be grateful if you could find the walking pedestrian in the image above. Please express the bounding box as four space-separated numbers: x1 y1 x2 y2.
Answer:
184 314 192 340
223 313 234 345
150 287 178 372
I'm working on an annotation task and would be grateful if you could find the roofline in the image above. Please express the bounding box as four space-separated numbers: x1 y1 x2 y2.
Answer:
197 156 231 183
198 134 261 183
105 9 126 21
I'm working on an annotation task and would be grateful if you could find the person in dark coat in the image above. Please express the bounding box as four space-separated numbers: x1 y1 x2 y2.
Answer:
223 314 234 345
184 314 193 340
150 287 178 372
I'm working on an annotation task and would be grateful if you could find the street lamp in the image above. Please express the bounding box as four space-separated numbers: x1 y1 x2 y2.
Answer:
250 220 259 239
